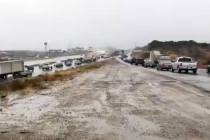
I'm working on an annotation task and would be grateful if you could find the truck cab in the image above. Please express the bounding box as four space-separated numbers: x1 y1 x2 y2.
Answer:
156 56 172 71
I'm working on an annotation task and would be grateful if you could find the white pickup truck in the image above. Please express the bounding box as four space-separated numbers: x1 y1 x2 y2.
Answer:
171 57 197 74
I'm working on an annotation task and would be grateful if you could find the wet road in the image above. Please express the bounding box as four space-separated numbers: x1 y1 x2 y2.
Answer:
0 59 210 140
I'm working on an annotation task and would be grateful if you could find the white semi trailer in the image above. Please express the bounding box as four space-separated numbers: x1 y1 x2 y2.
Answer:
0 60 24 79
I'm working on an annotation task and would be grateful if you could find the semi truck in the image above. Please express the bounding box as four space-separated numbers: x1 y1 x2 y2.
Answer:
130 50 145 66
0 60 31 79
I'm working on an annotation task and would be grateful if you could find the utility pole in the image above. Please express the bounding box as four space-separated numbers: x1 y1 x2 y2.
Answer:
44 42 48 57
134 42 137 48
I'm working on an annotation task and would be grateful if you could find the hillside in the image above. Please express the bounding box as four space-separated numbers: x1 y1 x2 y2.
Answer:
144 40 210 66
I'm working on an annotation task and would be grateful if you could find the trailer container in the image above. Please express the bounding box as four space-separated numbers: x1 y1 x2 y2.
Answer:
0 60 24 79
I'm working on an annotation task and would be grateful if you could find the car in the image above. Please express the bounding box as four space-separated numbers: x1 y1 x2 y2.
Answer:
13 70 33 79
42 64 53 71
123 57 132 63
74 60 82 65
82 58 93 64
144 60 158 68
207 65 210 73
124 59 131 64
156 56 172 71
64 60 72 67
144 59 153 68
171 56 197 74
25 65 34 72
54 63 64 68
19 71 33 77
123 55 132 64
121 54 128 60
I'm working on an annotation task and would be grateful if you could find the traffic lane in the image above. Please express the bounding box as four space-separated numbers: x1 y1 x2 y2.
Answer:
31 64 73 77
0 58 103 83
31 58 108 77
24 55 84 66
118 58 210 92
142 67 210 92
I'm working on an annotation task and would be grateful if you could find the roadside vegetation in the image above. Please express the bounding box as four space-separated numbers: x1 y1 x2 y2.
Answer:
0 61 107 97
143 40 210 67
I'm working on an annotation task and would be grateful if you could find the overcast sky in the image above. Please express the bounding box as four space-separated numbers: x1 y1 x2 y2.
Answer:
0 0 210 50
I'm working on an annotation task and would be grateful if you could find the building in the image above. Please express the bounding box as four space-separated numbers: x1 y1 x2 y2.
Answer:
68 47 85 55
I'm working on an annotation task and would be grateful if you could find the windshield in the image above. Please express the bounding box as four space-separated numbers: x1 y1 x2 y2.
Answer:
178 58 192 62
159 60 171 63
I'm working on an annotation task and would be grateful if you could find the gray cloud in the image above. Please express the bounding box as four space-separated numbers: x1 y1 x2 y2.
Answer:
0 0 210 50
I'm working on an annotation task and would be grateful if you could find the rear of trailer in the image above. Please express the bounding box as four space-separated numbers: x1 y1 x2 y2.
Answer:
0 60 24 79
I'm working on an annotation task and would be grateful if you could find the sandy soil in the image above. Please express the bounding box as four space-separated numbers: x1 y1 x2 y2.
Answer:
0 59 210 140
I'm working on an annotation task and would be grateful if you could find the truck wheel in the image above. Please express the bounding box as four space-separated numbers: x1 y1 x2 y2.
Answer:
193 69 197 74
13 73 19 79
13 74 17 79
185 70 188 73
171 68 174 72
1 75 7 80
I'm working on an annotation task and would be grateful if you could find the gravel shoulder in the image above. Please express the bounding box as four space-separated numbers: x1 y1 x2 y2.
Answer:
0 59 210 140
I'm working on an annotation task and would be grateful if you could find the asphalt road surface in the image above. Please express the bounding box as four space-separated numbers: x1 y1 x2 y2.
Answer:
0 59 210 140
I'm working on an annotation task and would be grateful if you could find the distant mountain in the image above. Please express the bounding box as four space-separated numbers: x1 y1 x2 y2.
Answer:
143 40 210 66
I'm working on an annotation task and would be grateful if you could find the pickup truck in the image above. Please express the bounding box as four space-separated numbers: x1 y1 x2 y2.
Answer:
171 57 197 74
156 55 172 71
156 60 172 71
